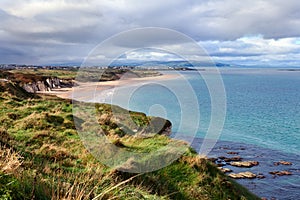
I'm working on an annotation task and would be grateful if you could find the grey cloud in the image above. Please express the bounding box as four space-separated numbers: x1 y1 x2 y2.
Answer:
3 0 300 42
112 0 300 40
0 0 300 65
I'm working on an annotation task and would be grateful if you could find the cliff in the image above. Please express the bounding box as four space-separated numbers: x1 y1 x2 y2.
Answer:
0 70 74 93
22 77 74 93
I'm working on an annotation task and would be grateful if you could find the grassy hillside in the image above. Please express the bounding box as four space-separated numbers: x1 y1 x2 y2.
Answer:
0 81 259 200
1 68 162 82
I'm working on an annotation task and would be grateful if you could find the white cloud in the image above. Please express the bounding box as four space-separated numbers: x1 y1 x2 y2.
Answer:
200 36 300 66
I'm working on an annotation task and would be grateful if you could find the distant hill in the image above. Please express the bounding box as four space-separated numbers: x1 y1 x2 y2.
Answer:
109 60 233 68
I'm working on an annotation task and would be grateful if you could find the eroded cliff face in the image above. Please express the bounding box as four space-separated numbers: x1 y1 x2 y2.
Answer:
0 70 75 93
22 78 74 93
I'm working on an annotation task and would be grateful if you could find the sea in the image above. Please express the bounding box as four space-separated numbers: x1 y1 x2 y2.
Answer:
83 68 300 199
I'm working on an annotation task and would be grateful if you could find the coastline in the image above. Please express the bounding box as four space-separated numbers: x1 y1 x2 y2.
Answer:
0 81 259 199
37 69 300 199
190 138 300 200
40 73 179 100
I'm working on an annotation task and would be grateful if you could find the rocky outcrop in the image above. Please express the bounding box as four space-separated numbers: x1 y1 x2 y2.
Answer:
228 171 257 179
269 171 292 176
22 77 74 93
215 158 227 166
218 167 232 173
0 70 74 93
213 156 243 167
95 104 172 137
230 161 259 168
147 117 172 136
273 161 292 166
222 156 242 162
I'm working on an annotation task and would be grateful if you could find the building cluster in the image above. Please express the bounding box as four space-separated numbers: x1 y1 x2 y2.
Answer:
0 64 194 71
0 64 79 70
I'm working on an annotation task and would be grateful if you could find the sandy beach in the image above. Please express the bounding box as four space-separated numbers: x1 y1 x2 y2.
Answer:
41 73 179 100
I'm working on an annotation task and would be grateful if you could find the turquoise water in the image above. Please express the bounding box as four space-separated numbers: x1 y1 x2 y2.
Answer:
221 70 300 155
98 68 300 199
121 69 300 155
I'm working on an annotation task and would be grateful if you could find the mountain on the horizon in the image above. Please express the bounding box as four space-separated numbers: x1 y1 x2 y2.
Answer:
108 60 233 68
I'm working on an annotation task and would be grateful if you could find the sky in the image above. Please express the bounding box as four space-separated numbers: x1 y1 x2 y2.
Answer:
0 0 300 67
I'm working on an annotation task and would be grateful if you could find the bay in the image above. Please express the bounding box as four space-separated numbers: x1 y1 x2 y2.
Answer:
95 68 300 199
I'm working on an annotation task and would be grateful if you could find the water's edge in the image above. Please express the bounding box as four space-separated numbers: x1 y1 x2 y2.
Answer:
190 138 300 199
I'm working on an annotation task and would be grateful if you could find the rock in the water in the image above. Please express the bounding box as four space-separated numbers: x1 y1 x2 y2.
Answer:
269 170 292 176
224 156 242 162
257 175 266 179
218 167 232 173
215 158 227 166
228 173 244 179
217 156 242 163
242 171 257 179
228 171 257 179
230 161 259 168
273 161 292 166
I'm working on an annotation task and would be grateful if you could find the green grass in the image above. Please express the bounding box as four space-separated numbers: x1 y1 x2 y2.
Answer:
8 69 78 79
0 81 260 200
2 68 162 84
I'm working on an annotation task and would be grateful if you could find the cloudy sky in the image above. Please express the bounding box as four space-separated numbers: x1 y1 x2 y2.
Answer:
1 0 300 66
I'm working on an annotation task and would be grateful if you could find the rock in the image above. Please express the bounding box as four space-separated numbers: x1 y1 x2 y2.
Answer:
228 171 257 179
37 81 48 91
218 167 232 173
23 83 39 93
274 161 292 166
224 156 242 162
22 77 74 93
242 171 257 179
218 156 242 163
269 171 292 176
230 161 259 168
215 158 227 166
147 117 172 136
228 173 244 179
257 175 266 179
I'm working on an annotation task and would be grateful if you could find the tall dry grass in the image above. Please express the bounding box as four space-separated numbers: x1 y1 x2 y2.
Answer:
0 145 23 174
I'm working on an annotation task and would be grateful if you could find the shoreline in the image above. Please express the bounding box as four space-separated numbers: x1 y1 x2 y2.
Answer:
38 70 300 199
39 73 179 100
190 137 300 200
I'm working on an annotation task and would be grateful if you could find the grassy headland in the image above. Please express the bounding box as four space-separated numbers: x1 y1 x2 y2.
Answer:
0 69 259 199
1 68 162 82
